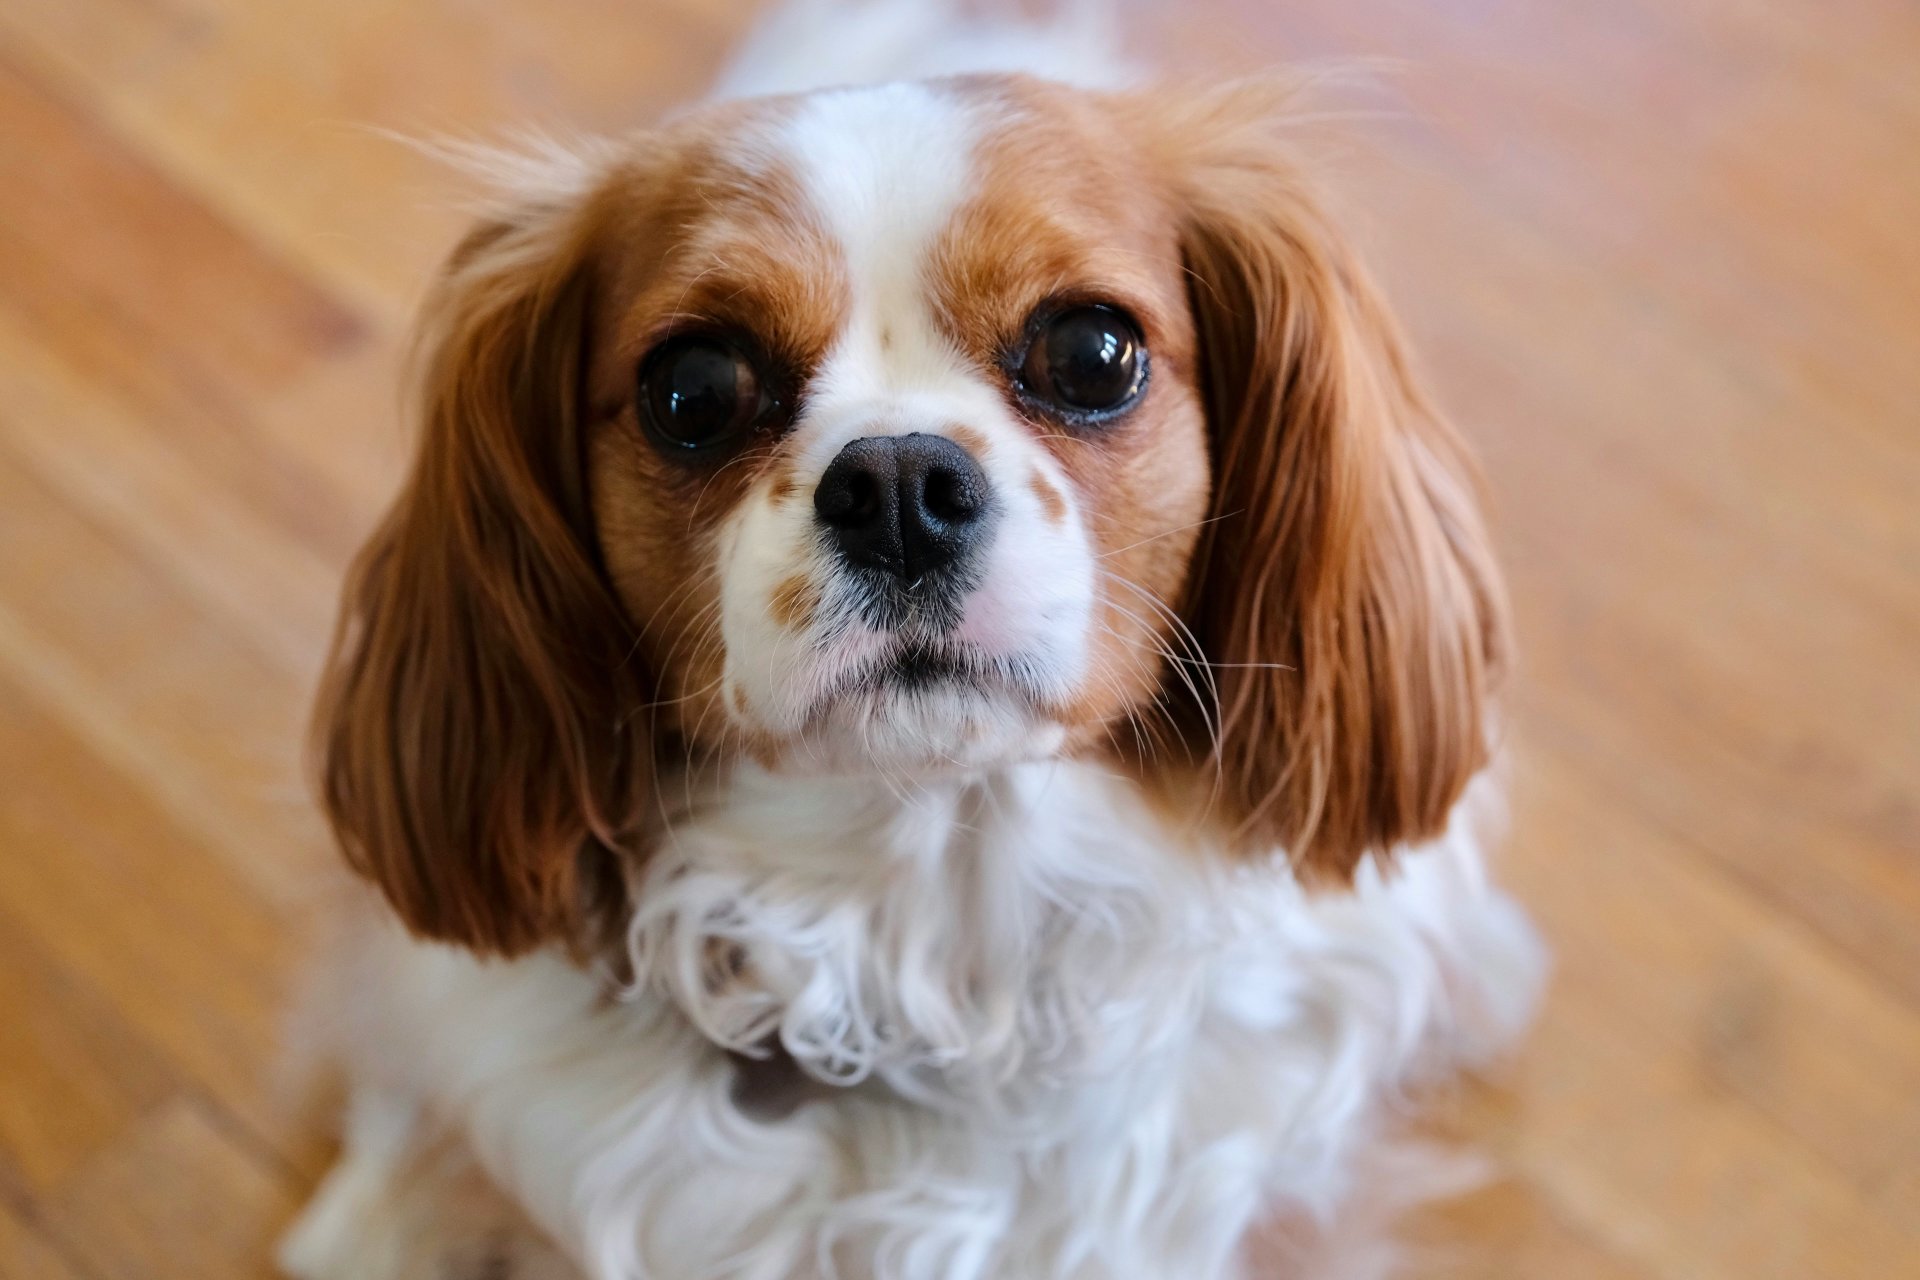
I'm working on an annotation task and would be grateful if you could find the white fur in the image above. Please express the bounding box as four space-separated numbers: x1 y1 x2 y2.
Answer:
710 0 1140 99
292 766 1540 1280
284 5 1544 1278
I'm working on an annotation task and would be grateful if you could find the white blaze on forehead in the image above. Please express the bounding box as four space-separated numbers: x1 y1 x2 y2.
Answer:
774 83 981 408
717 81 1096 760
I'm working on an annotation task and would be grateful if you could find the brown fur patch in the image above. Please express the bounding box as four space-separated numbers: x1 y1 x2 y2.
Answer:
1028 470 1067 523
768 573 820 631
947 424 990 459
766 469 801 504
741 732 784 771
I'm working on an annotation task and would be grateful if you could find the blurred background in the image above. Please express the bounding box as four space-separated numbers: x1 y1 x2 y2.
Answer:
1 0 1915 1276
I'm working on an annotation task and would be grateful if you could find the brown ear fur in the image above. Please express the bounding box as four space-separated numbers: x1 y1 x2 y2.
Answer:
1148 81 1510 878
315 178 647 956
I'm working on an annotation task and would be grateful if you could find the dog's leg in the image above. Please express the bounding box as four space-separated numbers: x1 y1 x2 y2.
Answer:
279 1087 581 1280
279 1088 420 1278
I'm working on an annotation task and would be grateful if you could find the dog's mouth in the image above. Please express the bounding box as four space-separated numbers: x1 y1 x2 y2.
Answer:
773 629 1068 769
803 636 1025 724
880 642 974 690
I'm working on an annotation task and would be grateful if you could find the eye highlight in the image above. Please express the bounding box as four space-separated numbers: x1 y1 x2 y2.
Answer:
638 334 777 452
1015 304 1147 421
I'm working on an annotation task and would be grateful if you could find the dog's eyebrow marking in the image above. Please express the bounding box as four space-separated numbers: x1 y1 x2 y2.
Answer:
769 573 820 630
1029 471 1067 524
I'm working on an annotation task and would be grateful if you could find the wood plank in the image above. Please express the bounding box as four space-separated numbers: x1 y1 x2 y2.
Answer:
0 451 331 903
1472 752 1920 1274
1511 748 1920 1198
0 659 326 1177
0 319 346 681
0 55 375 566
1488 997 1920 1279
0 1196 93 1280
0 924 178 1198
0 52 365 394
42 1101 297 1280
0 0 763 324
1415 1175 1649 1280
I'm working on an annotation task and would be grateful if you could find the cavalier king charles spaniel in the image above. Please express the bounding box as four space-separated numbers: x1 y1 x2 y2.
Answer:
280 3 1543 1277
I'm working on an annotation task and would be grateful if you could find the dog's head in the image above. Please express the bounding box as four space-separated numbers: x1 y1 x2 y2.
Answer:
317 76 1509 955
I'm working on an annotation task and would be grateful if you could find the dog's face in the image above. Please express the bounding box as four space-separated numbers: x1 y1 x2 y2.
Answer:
588 79 1208 773
318 76 1509 955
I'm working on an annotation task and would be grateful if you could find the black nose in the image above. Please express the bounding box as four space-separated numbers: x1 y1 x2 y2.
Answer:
813 433 991 582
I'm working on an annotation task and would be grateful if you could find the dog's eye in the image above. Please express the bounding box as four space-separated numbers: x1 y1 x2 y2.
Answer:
1017 305 1146 419
638 336 771 451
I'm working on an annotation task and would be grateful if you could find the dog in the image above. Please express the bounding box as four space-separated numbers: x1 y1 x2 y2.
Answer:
280 3 1543 1276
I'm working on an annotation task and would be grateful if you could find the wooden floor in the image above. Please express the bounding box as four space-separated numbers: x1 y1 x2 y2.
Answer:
1 0 1916 1275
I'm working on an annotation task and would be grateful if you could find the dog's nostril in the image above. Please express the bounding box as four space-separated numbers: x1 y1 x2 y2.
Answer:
818 467 880 528
921 464 983 524
813 437 897 536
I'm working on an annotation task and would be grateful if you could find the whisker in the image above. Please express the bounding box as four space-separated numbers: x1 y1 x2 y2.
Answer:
1103 572 1231 807
1098 509 1243 560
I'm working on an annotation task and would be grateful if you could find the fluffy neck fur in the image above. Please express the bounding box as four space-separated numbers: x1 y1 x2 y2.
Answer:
628 761 1243 1123
300 759 1539 1280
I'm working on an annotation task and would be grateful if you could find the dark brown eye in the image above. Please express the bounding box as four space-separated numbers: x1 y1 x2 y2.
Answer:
638 335 770 451
1017 304 1146 419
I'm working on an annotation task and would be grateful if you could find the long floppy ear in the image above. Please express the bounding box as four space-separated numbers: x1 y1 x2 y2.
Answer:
1151 81 1510 879
315 166 648 956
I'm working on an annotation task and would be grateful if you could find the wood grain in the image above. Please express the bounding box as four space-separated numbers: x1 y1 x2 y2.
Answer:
0 1 1914 1275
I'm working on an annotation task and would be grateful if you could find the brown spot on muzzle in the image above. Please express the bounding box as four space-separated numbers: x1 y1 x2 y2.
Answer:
1029 470 1068 523
767 468 801 504
947 424 990 460
769 572 821 630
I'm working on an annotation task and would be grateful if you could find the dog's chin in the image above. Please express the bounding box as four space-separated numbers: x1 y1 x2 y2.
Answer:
781 646 1068 774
